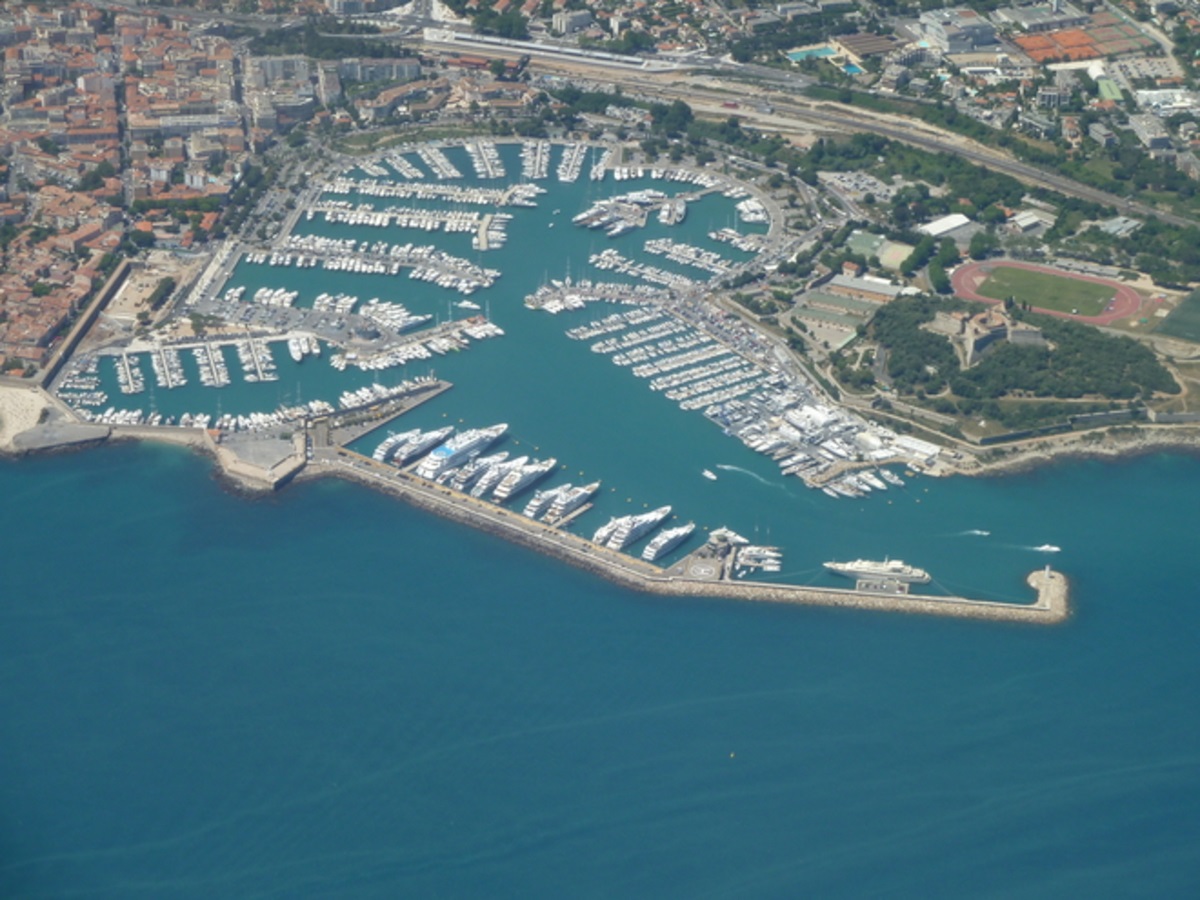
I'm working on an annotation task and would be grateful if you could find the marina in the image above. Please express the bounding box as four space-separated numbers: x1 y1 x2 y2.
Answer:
37 138 1058 613
539 287 927 499
520 140 550 181
465 140 506 180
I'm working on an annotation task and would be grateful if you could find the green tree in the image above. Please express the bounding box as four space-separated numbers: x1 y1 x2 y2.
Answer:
928 260 951 294
969 229 996 260
76 160 116 192
650 100 693 137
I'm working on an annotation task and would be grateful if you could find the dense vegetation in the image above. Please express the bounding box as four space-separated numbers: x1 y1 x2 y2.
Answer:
1069 219 1200 288
869 296 1179 403
441 0 528 39
581 30 656 56
248 19 397 59
805 85 1200 267
966 313 1178 399
803 132 1026 223
147 277 176 312
728 13 859 65
870 295 967 394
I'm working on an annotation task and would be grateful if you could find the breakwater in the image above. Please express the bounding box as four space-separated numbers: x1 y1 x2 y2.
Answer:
2 381 1070 625
305 448 1069 625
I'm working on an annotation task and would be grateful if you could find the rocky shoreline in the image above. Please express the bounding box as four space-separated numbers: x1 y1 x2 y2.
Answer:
950 425 1200 479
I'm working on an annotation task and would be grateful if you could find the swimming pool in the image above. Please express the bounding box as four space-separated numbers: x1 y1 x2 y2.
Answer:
787 46 836 62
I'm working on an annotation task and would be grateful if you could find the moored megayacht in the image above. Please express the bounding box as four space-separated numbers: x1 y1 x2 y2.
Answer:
823 558 931 584
393 426 455 466
447 451 509 493
522 482 572 519
493 457 557 503
605 505 672 551
546 480 601 522
373 428 420 462
415 424 508 480
642 521 695 561
469 454 528 499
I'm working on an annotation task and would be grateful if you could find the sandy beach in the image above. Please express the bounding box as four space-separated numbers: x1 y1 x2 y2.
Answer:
0 381 53 453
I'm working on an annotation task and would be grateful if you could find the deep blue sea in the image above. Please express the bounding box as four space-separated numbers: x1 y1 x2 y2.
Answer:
2 444 1199 898
5 144 1199 896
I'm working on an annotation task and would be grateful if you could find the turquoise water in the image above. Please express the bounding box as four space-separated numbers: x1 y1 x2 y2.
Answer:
2 444 1199 897
11 143 1200 895
89 143 761 424
788 46 836 61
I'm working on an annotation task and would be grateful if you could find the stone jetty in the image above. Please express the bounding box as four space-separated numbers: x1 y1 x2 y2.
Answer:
305 447 1069 626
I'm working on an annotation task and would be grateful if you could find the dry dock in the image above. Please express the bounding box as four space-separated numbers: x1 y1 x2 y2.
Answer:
305 448 1069 625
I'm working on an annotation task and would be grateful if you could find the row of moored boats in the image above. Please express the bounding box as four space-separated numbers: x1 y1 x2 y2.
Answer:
371 424 694 562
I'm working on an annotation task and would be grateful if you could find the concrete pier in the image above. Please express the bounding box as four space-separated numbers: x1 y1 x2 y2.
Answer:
307 448 1070 625
477 214 493 251
317 379 453 447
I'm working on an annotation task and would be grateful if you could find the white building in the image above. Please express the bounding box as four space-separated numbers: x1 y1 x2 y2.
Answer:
919 213 971 238
552 10 593 35
918 8 997 53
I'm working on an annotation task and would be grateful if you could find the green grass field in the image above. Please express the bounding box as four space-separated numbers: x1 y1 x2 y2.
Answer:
1156 291 1200 342
973 266 1116 316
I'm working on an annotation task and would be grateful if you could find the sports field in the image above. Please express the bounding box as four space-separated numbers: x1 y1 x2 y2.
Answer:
1156 291 1200 342
973 266 1116 316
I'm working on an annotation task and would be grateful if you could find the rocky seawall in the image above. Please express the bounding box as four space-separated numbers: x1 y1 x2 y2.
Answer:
307 451 1069 625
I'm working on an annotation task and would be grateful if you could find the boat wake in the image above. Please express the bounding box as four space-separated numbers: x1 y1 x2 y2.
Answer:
715 464 783 490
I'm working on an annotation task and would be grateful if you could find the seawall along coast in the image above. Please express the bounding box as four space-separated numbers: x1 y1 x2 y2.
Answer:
305 449 1069 625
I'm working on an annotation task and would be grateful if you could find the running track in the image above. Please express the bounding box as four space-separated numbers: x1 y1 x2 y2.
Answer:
951 260 1142 326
